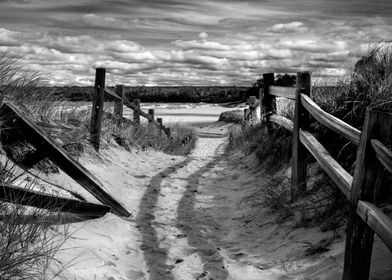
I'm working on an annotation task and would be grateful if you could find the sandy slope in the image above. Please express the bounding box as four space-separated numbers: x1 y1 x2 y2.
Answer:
46 123 392 280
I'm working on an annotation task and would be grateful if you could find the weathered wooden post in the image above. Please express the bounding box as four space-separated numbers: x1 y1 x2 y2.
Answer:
114 85 124 127
261 73 275 122
244 108 249 122
157 118 163 137
291 71 311 201
90 68 105 151
133 99 140 125
249 96 257 123
165 127 171 138
148 108 155 131
342 109 392 280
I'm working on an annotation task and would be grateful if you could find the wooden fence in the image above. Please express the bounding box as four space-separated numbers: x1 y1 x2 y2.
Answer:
90 67 171 151
246 72 392 280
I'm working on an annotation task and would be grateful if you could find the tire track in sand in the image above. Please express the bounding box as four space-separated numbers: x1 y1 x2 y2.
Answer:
136 158 193 280
176 139 228 280
137 134 228 280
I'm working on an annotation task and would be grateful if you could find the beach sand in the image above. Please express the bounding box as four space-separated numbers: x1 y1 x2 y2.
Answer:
33 118 391 280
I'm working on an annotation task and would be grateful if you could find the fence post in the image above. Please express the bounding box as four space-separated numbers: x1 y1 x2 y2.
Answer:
249 96 257 123
148 108 155 130
90 68 105 151
133 99 140 125
342 109 392 280
261 73 275 122
291 71 311 200
114 85 124 127
165 127 171 138
244 108 249 122
157 118 163 136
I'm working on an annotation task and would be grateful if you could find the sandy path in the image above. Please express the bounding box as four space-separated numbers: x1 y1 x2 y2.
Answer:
136 133 229 280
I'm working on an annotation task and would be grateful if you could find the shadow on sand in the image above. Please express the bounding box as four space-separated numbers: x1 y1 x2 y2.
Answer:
176 143 229 280
136 158 192 280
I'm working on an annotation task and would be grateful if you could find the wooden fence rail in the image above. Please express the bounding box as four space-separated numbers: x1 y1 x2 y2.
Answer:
0 184 110 217
248 71 392 280
90 68 171 151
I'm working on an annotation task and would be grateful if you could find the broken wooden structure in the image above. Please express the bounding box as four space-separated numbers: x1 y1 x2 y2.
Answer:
0 102 131 218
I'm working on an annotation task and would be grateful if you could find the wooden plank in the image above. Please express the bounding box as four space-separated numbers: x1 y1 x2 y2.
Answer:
269 86 296 99
148 108 155 131
0 213 103 225
148 108 155 122
133 99 141 125
0 184 110 217
357 201 392 252
343 109 392 280
270 114 294 132
300 130 352 199
90 68 105 151
261 73 275 119
0 102 131 217
104 87 122 100
291 72 311 200
244 108 250 121
371 139 392 174
248 96 258 122
301 94 360 145
20 150 46 167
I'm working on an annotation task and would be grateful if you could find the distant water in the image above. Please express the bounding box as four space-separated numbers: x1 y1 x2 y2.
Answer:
135 103 237 128
64 102 240 128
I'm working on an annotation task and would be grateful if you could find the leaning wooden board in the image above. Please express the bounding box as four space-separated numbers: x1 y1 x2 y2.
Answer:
0 183 110 217
0 102 131 217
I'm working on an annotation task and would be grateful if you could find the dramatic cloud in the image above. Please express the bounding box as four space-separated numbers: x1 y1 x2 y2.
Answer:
0 0 391 85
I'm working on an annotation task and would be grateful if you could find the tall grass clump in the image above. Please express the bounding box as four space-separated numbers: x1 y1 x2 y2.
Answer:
0 50 49 106
0 161 69 280
109 119 197 156
311 42 392 174
0 50 71 279
227 122 292 172
313 42 392 128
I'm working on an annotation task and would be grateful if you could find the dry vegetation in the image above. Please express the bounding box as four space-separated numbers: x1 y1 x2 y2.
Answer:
0 50 72 279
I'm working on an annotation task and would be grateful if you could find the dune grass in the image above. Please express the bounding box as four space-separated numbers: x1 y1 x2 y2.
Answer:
0 50 74 279
109 119 197 156
0 159 71 280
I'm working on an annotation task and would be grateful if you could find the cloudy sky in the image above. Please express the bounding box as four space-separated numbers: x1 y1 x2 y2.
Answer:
0 0 391 86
